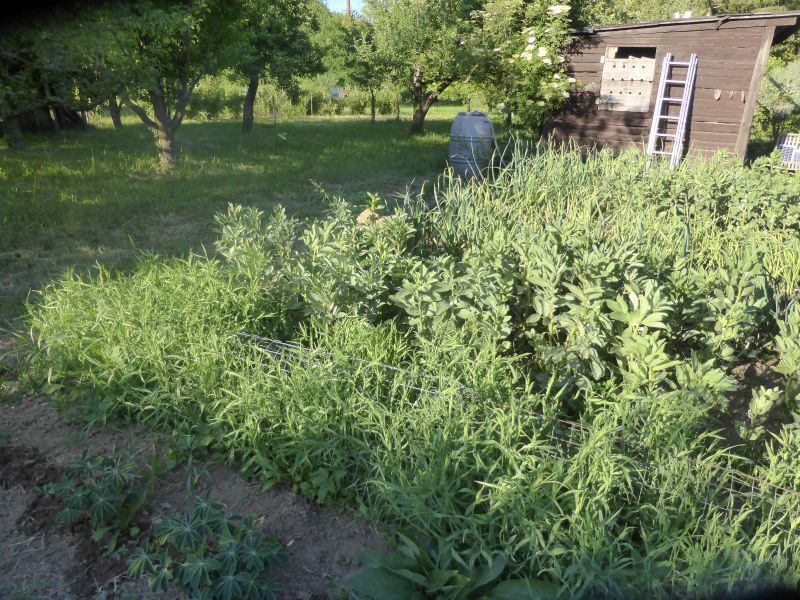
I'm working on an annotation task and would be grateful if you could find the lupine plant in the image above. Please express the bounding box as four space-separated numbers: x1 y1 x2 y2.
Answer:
44 450 152 552
128 496 286 600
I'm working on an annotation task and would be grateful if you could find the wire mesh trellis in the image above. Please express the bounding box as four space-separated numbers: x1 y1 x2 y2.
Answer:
238 331 800 531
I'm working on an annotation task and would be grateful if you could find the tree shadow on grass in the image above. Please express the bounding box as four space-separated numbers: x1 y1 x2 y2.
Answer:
0 118 451 325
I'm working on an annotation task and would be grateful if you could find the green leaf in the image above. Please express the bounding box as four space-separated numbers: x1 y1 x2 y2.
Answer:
349 567 419 600
383 567 428 587
486 578 560 600
465 554 507 594
214 573 243 600
91 525 113 543
181 553 220 589
127 546 156 579
217 542 239 576
148 565 174 592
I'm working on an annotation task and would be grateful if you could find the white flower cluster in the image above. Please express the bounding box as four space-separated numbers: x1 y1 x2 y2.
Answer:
547 4 570 15
515 23 565 66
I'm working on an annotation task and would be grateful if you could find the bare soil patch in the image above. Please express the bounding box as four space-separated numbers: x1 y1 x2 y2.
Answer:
711 358 790 449
0 390 387 599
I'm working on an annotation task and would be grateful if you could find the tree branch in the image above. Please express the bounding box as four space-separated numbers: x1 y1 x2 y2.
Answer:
423 76 454 110
149 80 171 128
122 98 158 129
171 82 195 129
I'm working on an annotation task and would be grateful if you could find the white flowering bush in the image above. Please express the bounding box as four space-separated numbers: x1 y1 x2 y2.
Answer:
468 0 572 131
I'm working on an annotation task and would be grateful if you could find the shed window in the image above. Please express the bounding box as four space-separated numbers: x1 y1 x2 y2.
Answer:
613 47 657 60
597 46 657 112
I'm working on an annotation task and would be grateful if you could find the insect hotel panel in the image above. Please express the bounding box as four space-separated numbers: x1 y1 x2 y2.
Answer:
597 55 656 112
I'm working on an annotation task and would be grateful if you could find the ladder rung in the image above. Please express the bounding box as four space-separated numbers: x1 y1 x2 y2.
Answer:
648 52 697 169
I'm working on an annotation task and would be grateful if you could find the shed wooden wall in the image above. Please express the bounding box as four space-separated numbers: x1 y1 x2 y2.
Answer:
545 18 785 159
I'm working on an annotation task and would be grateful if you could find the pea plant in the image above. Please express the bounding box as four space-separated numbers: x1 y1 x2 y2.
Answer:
737 386 783 443
775 303 800 411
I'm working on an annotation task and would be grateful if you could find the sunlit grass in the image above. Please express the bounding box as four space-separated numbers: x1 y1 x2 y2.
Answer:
0 112 455 325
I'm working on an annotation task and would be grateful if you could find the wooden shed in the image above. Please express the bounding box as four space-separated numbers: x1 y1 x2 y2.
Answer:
544 12 800 160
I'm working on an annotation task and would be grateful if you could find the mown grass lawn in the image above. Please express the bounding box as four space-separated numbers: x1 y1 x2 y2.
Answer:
0 113 456 326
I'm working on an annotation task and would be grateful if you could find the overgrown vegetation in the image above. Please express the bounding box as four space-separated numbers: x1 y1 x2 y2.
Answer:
22 146 800 597
187 72 404 121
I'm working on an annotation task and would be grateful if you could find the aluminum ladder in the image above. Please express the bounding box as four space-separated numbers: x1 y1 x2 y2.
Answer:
646 52 698 169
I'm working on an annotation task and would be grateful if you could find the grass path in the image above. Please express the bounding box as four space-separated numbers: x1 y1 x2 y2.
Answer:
1 114 454 326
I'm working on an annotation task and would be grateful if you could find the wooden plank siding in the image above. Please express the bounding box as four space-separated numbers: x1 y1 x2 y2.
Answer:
544 13 800 160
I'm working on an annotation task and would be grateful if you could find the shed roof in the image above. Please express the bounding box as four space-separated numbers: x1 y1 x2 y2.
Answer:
582 11 800 40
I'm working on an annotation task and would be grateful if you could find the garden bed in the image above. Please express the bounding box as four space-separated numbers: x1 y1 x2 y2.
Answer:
0 387 386 599
12 145 800 598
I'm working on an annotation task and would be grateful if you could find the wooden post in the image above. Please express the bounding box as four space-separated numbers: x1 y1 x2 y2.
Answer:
735 26 775 160
272 95 277 126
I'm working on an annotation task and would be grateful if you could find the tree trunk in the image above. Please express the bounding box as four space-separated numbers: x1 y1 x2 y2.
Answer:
409 66 426 135
109 96 123 129
2 116 24 150
154 125 178 170
410 93 437 135
43 82 60 132
149 89 179 170
408 66 452 135
48 106 61 132
370 90 376 123
410 104 427 134
242 76 259 134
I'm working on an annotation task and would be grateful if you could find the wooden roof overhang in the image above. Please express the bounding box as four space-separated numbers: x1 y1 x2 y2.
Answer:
581 11 800 40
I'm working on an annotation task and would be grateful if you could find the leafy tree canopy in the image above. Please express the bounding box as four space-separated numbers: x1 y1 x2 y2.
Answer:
0 2 123 144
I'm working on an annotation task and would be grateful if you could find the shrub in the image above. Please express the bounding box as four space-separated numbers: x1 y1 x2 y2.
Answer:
189 74 245 121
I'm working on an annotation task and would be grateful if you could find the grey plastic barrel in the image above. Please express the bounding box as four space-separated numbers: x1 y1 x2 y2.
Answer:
448 111 496 180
